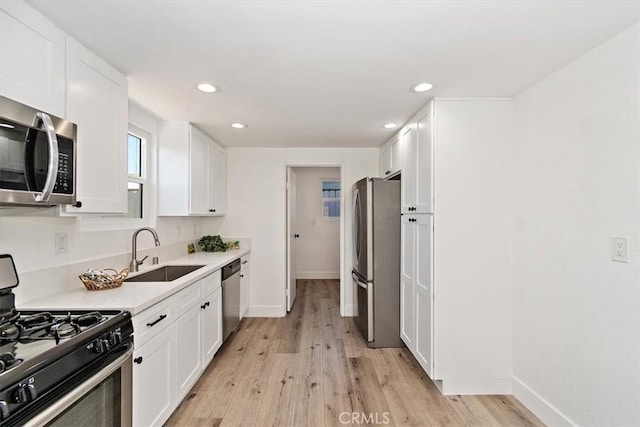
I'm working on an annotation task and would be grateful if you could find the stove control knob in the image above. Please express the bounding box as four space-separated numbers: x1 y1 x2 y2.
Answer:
13 384 37 403
94 339 111 354
110 331 122 345
0 401 9 420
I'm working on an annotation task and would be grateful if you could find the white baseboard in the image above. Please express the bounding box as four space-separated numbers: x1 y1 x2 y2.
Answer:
342 303 356 317
296 271 340 279
245 305 284 317
438 378 512 395
512 376 575 427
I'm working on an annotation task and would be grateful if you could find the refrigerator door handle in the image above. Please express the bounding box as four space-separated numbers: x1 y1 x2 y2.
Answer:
367 283 374 342
352 271 368 289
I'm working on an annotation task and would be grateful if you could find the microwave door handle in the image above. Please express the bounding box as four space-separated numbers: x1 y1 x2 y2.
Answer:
32 112 59 203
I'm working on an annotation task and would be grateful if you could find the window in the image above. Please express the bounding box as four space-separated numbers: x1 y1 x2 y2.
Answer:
126 129 146 219
322 180 341 218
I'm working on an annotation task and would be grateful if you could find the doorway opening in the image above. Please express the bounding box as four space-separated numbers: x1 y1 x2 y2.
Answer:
285 165 344 314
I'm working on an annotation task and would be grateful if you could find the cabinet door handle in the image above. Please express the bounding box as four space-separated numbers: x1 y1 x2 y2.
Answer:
242 260 248 265
209 209 216 212
134 357 143 364
146 314 167 327
294 234 300 238
240 274 244 278
385 170 390 175
201 303 207 309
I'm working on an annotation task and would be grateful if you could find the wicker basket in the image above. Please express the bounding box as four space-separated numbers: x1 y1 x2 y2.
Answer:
79 268 129 291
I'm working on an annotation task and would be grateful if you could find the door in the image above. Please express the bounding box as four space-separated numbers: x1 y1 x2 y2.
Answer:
175 305 202 401
352 178 369 279
202 287 223 366
286 167 297 311
0 1 66 117
401 126 417 214
400 215 415 350
414 215 434 376
189 129 209 214
133 323 176 427
415 105 434 214
65 37 128 214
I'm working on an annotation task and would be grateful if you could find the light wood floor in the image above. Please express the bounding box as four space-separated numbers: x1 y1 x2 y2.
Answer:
166 279 544 427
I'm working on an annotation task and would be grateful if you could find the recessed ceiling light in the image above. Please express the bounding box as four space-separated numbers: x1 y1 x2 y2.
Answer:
411 82 433 93
230 122 247 129
197 83 219 93
383 123 398 129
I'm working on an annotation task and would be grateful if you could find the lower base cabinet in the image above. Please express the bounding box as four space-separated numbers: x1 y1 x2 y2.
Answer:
132 323 177 427
202 287 223 366
132 270 223 427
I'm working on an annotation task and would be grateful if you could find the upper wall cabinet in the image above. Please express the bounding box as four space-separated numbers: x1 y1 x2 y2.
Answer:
401 104 434 214
379 135 402 178
158 122 226 216
0 1 66 117
64 37 128 214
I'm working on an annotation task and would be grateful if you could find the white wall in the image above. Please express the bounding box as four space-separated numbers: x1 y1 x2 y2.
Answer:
293 167 340 279
0 102 219 302
212 147 378 316
512 24 640 426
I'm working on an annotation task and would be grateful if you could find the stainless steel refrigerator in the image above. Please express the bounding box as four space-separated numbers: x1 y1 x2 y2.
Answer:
352 177 403 347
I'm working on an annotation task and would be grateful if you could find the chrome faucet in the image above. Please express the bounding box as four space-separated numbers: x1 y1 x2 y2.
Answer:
129 227 161 272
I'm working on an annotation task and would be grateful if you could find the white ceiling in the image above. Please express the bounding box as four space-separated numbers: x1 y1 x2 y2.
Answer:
27 1 640 148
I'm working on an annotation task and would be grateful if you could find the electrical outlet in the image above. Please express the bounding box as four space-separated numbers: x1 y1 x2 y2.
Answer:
611 237 629 263
54 233 68 254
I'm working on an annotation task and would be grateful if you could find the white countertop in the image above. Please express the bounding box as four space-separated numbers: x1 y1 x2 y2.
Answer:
20 249 249 315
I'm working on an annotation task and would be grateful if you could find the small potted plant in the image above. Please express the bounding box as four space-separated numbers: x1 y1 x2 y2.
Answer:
198 235 228 252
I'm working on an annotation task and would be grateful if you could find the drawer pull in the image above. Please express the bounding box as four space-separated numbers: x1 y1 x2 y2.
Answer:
242 260 248 264
146 314 167 328
134 357 143 364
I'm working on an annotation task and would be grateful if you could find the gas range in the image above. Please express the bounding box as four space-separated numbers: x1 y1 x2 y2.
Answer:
0 255 134 426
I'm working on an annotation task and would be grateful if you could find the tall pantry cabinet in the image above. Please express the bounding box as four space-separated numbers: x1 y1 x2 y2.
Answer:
394 99 513 395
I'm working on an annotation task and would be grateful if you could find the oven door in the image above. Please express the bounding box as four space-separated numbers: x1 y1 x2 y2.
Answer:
24 349 132 427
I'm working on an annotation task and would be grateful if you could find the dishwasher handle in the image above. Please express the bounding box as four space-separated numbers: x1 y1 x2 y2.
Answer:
222 259 241 281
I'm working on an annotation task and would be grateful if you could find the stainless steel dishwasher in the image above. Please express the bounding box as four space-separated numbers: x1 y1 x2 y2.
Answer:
221 259 241 341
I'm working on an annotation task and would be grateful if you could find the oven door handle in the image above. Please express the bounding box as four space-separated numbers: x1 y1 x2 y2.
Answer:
24 346 133 427
31 112 59 203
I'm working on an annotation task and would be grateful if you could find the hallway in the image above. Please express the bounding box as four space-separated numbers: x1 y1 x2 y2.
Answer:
166 279 543 426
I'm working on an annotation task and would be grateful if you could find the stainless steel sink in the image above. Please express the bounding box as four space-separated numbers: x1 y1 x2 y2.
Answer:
125 265 206 282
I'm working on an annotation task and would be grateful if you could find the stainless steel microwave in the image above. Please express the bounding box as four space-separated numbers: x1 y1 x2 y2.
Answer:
0 96 77 207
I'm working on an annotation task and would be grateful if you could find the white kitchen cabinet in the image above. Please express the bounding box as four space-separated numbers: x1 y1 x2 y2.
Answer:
0 1 66 117
402 104 433 214
379 136 402 178
413 215 434 377
202 286 223 366
133 322 177 427
158 122 226 216
379 142 391 177
175 270 222 400
397 99 513 394
176 304 202 400
400 215 415 350
64 37 128 214
239 255 250 319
